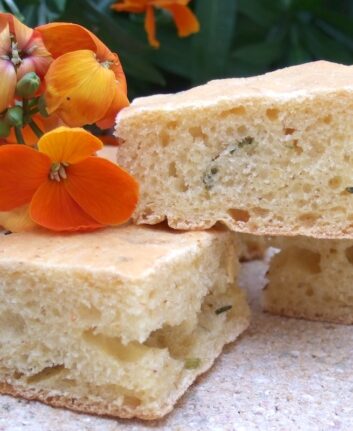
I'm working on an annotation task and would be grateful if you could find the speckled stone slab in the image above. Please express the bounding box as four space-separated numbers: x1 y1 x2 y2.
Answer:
1 254 353 431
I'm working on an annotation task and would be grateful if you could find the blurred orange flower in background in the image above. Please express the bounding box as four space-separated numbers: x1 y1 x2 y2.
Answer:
0 127 139 232
36 23 129 128
112 0 200 48
0 13 52 113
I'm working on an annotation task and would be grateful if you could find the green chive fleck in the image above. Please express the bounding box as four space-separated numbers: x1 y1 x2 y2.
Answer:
346 187 353 193
215 305 233 315
184 358 201 369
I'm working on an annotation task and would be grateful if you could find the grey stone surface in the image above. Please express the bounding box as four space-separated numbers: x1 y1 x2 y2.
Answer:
1 256 352 431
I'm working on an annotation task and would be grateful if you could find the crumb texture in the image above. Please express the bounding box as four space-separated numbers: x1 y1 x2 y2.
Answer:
116 61 353 238
264 236 353 323
0 227 249 419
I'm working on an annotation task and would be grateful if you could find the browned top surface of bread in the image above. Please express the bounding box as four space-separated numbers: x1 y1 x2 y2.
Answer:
119 61 353 117
0 226 219 279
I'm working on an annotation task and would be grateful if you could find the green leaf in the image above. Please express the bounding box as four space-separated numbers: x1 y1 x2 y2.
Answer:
238 0 284 27
191 0 238 84
302 24 353 63
232 39 285 67
286 25 312 65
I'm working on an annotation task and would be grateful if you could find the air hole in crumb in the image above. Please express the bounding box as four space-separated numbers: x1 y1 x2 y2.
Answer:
292 140 303 155
123 396 142 409
13 371 24 380
237 125 248 136
305 286 314 297
328 176 342 189
189 126 206 140
27 365 66 384
302 184 312 193
220 106 246 118
297 212 319 226
322 115 332 124
226 127 233 136
228 208 250 223
167 121 178 130
160 130 170 147
323 294 332 302
284 127 296 135
345 246 353 264
140 207 154 219
266 108 279 121
168 162 178 177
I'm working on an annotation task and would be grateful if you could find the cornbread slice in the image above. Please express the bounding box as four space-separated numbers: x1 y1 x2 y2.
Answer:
0 226 249 420
116 60 353 238
264 236 353 324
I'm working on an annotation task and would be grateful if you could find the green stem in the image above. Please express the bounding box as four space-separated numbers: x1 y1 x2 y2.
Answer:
14 126 25 145
28 97 39 108
28 119 44 138
27 107 40 117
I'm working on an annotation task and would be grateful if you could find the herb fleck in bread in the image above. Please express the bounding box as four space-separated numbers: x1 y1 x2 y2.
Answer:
264 236 353 324
115 61 353 238
0 226 249 419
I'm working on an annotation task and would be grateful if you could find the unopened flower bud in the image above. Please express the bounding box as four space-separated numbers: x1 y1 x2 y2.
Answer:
15 72 40 98
5 106 23 127
0 120 10 138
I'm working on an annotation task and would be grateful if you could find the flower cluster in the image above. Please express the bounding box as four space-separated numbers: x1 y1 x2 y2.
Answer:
0 13 138 233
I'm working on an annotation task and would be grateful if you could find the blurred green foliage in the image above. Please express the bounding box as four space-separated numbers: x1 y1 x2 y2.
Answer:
2 0 353 98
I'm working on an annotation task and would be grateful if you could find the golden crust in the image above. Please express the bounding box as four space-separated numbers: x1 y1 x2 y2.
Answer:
118 61 353 118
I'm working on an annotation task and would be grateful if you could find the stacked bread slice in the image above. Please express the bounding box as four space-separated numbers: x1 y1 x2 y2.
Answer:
0 225 249 419
115 60 353 325
115 61 353 237
263 236 353 324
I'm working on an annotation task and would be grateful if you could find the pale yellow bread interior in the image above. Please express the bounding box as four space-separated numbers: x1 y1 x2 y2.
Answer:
115 60 353 238
264 236 353 324
0 226 250 419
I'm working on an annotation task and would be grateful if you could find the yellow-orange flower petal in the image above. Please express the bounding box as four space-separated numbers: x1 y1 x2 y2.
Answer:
38 127 102 164
163 3 200 36
145 5 159 48
36 22 98 59
65 157 139 225
0 145 50 211
96 84 129 129
0 205 36 232
30 180 102 232
45 50 117 127
9 13 33 48
0 60 16 113
37 22 118 67
0 15 10 55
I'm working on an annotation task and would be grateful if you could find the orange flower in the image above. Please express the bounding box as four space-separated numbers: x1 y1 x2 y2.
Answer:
112 0 200 48
36 23 129 129
0 13 52 112
0 127 139 232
